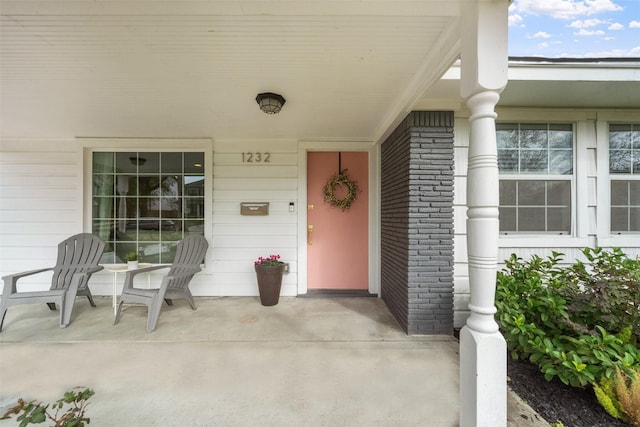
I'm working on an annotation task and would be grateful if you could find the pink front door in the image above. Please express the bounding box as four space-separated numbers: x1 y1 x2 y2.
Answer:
307 152 368 290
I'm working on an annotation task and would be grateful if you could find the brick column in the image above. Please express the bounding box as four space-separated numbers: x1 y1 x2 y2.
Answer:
380 111 454 334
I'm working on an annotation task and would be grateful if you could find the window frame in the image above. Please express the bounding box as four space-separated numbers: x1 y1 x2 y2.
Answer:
607 122 640 234
496 121 576 236
596 113 640 247
82 139 212 266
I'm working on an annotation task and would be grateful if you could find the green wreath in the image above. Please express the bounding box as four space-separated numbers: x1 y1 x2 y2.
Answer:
323 169 359 211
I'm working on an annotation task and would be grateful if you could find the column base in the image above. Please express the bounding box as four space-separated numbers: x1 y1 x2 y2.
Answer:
460 325 507 427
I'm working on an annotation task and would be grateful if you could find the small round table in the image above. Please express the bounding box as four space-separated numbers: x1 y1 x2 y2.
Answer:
107 263 152 316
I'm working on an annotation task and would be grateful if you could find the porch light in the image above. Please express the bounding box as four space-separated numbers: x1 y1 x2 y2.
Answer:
256 92 286 114
129 156 146 166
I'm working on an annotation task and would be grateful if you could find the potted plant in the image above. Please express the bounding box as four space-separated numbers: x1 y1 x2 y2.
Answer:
124 251 138 270
254 254 285 306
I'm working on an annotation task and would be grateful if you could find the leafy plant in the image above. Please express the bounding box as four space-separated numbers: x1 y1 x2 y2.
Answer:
538 326 640 387
557 247 640 345
254 254 282 267
1 388 95 427
495 249 640 388
495 252 571 361
124 252 138 262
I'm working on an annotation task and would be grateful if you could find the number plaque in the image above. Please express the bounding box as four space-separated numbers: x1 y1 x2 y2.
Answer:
242 152 271 163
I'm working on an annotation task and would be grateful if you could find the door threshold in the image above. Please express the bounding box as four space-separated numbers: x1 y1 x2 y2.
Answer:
298 289 377 298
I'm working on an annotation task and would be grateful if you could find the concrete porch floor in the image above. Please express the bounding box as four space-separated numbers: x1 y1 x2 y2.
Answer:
0 296 547 426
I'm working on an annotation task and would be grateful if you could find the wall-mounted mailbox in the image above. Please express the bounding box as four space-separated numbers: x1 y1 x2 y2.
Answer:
240 202 269 216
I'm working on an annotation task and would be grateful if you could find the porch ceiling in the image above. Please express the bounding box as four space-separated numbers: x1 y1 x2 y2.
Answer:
0 0 463 142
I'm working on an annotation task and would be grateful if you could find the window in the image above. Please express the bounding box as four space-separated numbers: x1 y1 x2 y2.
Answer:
497 123 573 233
92 151 205 263
609 124 640 233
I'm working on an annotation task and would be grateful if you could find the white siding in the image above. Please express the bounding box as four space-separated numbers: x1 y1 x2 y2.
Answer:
0 139 83 290
453 118 470 326
209 139 299 297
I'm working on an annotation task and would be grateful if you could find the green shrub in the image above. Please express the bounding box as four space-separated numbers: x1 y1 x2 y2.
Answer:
557 247 640 345
495 252 571 361
495 249 640 388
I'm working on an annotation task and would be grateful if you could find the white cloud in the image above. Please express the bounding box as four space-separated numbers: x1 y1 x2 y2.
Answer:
532 40 563 49
574 28 606 36
569 18 605 28
509 0 635 58
509 13 524 27
514 0 623 20
528 31 552 39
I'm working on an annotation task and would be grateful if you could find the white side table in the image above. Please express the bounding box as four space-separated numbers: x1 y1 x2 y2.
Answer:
108 263 152 316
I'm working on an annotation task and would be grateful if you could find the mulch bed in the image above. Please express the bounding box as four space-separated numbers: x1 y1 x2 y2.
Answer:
507 356 629 427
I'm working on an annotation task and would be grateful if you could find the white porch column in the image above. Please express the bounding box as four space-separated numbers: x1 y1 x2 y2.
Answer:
459 1 509 426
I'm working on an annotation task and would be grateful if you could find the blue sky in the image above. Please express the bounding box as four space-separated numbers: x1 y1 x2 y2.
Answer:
509 0 640 57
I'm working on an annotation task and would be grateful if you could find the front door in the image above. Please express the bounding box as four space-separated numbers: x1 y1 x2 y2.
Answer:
306 152 368 290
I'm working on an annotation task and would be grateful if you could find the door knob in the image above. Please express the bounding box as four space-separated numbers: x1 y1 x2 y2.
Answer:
308 224 314 245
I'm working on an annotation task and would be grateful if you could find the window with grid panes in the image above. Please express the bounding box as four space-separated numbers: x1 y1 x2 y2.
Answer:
609 124 640 233
497 123 573 233
92 151 205 263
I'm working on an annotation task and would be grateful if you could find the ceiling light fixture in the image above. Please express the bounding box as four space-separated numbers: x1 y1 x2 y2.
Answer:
256 92 286 114
129 156 147 166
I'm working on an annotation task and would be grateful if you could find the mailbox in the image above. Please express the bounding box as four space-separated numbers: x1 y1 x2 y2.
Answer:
240 202 269 216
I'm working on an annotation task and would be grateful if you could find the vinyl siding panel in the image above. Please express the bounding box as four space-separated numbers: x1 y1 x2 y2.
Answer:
0 138 83 289
209 139 299 297
452 119 470 326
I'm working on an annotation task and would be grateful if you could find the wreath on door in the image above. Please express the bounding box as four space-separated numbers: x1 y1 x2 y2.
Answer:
323 169 359 211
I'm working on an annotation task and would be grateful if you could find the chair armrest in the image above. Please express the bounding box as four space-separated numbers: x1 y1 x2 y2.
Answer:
86 265 105 275
125 264 171 278
2 267 54 282
2 267 54 295
69 265 105 288
68 265 105 295
156 267 202 293
122 265 171 290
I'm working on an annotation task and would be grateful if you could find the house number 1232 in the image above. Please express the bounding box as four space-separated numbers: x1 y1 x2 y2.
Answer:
242 152 271 163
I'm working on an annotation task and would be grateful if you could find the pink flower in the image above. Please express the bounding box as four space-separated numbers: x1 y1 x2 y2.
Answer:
255 254 283 266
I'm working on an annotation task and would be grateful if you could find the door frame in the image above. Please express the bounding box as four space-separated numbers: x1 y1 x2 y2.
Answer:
297 140 380 295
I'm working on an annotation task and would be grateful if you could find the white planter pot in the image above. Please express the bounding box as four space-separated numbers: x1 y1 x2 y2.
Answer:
127 260 139 270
